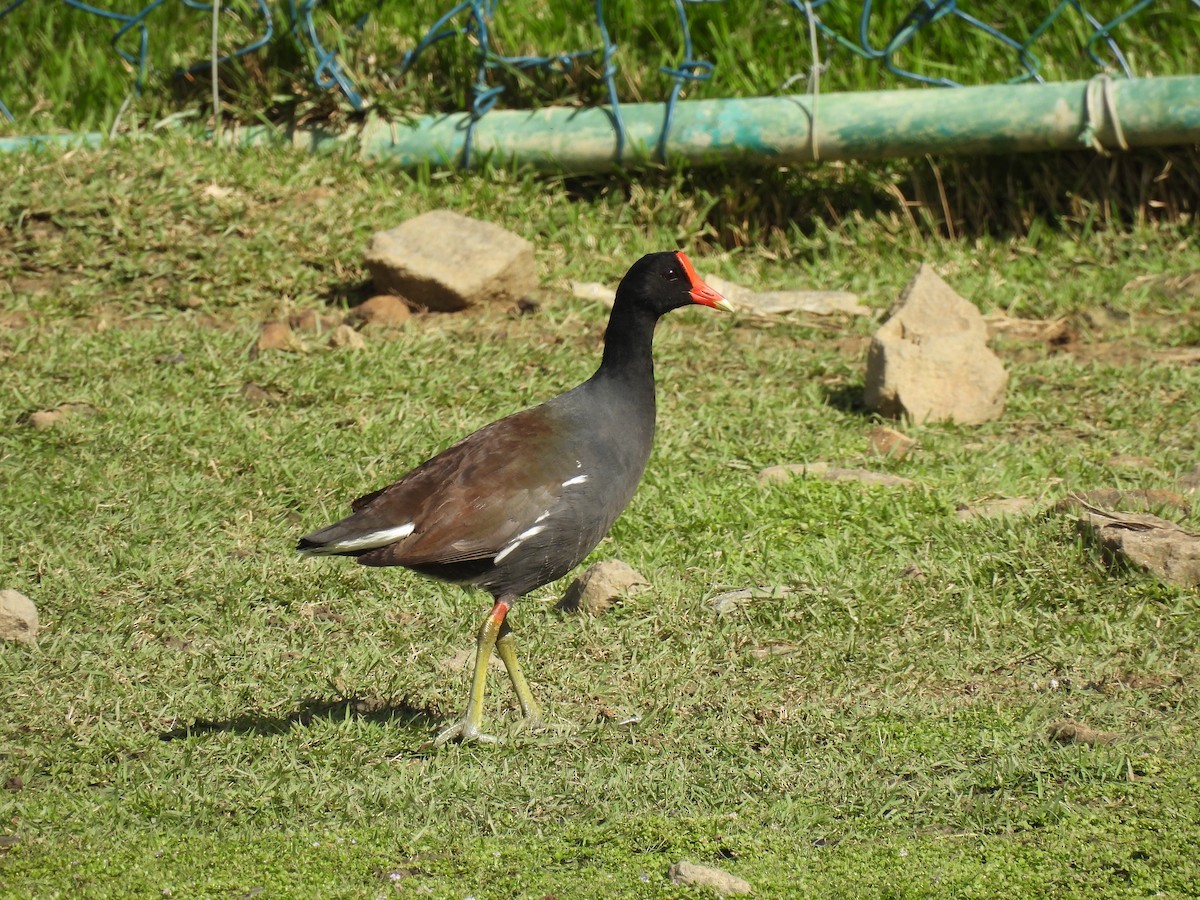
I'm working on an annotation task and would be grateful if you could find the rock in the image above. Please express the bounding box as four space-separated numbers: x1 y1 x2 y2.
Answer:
1073 505 1200 588
864 265 1008 424
26 403 97 430
364 211 536 312
0 590 38 645
705 274 867 317
955 498 1037 521
328 324 366 350
558 560 647 615
758 462 915 488
668 861 752 895
345 294 411 328
571 281 616 307
710 585 795 615
251 321 304 358
865 425 915 459
440 647 504 673
1047 720 1119 746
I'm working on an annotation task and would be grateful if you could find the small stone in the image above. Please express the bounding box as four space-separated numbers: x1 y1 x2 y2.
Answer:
668 861 752 895
0 589 38 646
710 585 795 615
865 425 915 459
1047 720 1119 746
955 498 1037 521
1073 506 1200 588
440 647 504 673
758 462 914 488
328 324 366 350
364 211 536 312
558 560 648 615
571 281 616 307
705 274 867 317
251 321 304 358
26 403 96 430
864 265 1008 424
345 295 411 328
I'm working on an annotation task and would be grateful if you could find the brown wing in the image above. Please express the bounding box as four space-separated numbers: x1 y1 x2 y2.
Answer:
307 406 581 568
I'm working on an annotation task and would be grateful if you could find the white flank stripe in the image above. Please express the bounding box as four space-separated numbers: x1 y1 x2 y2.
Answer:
324 522 415 552
493 524 547 564
562 474 589 487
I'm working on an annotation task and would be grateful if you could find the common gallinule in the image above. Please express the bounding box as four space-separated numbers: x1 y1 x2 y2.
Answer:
298 251 731 744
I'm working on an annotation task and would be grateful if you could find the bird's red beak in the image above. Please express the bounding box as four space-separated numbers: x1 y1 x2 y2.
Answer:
675 251 734 312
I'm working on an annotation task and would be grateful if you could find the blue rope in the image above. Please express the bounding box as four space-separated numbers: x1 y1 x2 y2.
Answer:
594 0 627 163
658 0 716 163
177 0 273 79
0 0 1173 129
290 0 364 110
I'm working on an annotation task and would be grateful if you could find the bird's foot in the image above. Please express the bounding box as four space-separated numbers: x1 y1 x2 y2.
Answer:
517 712 545 734
427 718 499 748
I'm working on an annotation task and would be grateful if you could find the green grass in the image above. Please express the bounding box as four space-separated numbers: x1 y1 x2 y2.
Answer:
2 138 1200 896
3 1 1199 133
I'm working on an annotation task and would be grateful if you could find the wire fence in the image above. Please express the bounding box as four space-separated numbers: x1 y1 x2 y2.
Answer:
4 0 1198 164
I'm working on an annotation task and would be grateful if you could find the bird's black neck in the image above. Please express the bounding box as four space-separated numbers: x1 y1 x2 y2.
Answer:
594 300 661 396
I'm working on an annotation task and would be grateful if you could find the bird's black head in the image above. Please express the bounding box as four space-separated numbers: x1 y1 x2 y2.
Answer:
615 251 732 318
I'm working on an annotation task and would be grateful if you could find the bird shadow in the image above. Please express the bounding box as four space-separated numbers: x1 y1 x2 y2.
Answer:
158 696 441 741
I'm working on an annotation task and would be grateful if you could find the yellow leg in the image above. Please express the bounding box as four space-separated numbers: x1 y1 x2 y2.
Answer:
432 598 509 746
495 618 543 730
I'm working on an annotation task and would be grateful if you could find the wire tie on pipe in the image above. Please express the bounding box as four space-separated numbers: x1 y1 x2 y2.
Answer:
1080 73 1129 156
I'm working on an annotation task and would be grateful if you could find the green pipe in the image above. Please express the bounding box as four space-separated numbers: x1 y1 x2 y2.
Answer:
3 75 1198 168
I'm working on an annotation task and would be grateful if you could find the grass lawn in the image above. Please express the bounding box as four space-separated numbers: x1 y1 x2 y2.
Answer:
1 138 1199 897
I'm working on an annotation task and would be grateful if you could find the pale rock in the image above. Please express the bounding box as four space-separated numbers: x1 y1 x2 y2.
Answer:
705 274 866 317
364 211 536 312
668 861 752 894
346 295 411 328
864 265 1008 424
558 560 648 615
251 321 304 358
1074 506 1200 588
955 498 1037 521
1047 720 1119 746
571 281 616 307
758 462 914 488
0 590 38 646
328 324 366 350
865 425 915 459
26 403 96 430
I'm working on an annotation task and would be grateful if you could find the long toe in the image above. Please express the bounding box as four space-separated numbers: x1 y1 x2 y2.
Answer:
428 718 499 747
517 712 545 733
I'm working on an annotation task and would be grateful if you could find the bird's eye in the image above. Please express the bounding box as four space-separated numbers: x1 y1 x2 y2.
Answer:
661 268 681 283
